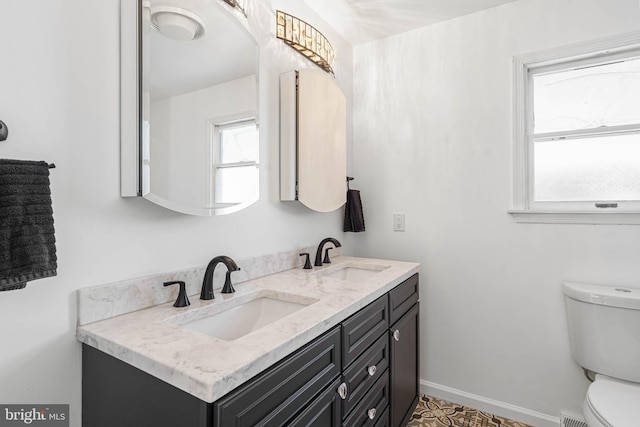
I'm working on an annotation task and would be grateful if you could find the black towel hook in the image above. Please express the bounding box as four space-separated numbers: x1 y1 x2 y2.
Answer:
347 176 354 190
0 120 8 141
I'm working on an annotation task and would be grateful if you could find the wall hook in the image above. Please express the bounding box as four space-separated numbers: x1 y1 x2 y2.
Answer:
347 176 354 190
0 120 8 141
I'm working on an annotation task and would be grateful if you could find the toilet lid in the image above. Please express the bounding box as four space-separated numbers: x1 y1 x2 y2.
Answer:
586 379 640 427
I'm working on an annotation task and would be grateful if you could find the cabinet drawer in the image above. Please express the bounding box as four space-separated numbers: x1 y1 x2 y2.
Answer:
388 274 419 325
342 371 389 427
289 377 342 427
373 407 389 427
342 295 389 367
214 327 341 427
342 331 389 416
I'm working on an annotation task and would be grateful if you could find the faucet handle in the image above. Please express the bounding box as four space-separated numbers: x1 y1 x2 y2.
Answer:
299 253 312 269
221 269 240 294
323 247 333 264
164 281 190 307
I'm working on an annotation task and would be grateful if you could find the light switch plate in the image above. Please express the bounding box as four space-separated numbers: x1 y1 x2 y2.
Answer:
393 212 405 231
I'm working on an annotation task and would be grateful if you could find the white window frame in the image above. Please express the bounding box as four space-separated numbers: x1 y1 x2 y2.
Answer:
510 31 640 225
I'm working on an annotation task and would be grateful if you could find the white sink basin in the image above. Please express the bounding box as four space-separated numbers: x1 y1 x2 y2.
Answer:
319 264 389 282
171 293 316 341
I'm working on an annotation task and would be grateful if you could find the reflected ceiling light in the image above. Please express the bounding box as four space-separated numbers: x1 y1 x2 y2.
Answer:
276 10 335 76
151 6 206 41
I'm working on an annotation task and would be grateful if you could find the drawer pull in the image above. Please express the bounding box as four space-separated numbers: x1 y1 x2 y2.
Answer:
367 408 377 420
337 382 348 400
393 329 400 341
367 365 377 376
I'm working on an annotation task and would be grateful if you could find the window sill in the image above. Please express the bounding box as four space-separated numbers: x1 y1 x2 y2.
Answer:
508 210 640 225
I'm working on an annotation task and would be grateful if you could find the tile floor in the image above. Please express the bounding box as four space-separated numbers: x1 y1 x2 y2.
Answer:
408 395 535 427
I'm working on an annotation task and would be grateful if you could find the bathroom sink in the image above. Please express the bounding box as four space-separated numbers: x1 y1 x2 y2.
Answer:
171 293 316 341
320 264 389 282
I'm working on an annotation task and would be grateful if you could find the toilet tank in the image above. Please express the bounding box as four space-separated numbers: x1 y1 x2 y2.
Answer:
562 282 640 383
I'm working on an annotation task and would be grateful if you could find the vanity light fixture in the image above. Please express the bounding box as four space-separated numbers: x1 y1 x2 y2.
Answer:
276 10 335 76
150 6 206 41
221 0 247 17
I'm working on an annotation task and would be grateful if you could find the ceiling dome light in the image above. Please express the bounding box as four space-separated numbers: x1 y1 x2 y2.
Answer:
151 6 206 41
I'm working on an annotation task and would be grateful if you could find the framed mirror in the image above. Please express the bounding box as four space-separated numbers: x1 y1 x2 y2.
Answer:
121 0 259 216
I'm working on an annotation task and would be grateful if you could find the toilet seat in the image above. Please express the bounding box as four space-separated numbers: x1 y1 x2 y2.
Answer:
584 377 640 427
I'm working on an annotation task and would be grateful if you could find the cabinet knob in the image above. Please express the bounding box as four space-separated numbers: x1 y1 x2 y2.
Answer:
367 365 377 376
0 120 8 141
367 408 377 420
393 329 400 341
337 382 348 400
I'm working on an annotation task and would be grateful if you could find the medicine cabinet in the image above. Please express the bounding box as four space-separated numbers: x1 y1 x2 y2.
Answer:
120 0 259 216
280 68 347 212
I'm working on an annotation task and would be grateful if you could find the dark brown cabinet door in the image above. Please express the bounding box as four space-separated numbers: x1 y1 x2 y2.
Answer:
389 303 419 427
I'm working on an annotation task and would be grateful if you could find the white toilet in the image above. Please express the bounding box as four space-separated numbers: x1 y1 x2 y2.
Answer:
562 282 640 427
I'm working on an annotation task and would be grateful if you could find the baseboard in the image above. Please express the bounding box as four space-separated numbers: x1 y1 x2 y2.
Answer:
421 380 560 427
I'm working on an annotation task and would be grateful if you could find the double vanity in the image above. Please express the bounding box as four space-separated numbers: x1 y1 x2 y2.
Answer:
77 252 420 426
109 0 419 423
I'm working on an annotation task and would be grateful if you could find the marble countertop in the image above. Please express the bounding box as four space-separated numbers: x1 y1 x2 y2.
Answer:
76 256 419 403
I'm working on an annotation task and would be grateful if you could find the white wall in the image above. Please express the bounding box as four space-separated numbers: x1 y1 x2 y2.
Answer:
350 0 640 422
0 1 352 425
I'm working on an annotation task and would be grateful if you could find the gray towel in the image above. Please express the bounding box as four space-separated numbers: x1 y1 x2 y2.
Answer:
0 159 57 291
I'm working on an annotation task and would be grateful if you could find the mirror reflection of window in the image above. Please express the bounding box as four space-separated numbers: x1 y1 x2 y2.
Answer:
211 120 259 208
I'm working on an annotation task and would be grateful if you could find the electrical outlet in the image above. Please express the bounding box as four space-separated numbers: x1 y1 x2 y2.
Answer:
393 213 405 231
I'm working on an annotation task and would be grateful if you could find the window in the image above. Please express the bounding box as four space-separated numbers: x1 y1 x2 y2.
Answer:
210 119 259 210
511 32 640 224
